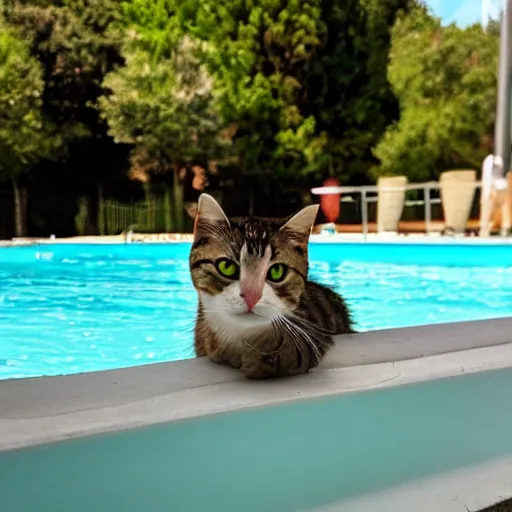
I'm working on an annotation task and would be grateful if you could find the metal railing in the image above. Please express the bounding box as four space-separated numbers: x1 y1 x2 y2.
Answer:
311 181 483 236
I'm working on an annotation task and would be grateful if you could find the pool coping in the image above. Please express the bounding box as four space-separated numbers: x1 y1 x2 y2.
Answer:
2 233 512 246
314 455 512 511
1 317 511 453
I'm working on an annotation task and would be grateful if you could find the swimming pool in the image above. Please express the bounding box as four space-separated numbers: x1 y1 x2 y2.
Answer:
1 241 511 380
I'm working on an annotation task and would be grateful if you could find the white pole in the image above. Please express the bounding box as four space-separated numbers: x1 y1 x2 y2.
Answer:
495 0 512 172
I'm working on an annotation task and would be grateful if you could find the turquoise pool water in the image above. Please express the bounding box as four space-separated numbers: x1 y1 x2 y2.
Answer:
1 242 511 379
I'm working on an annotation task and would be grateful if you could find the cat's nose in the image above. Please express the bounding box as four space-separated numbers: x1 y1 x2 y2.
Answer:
240 291 261 312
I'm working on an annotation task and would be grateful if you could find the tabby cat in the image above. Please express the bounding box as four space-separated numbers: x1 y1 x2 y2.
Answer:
189 194 354 379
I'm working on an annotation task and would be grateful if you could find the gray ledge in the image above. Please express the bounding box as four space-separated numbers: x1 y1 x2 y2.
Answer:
1 317 511 452
1 318 512 512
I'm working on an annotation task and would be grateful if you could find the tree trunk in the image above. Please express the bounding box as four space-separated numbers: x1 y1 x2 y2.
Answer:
11 175 26 238
97 183 105 236
173 169 185 233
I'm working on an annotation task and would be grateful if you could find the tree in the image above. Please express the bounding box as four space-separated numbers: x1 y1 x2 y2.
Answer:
373 8 499 181
5 0 126 236
98 3 229 232
294 0 420 183
180 0 421 192
183 0 327 180
5 0 123 141
0 26 61 236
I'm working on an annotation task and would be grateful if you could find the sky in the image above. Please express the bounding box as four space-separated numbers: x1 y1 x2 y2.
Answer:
426 0 503 27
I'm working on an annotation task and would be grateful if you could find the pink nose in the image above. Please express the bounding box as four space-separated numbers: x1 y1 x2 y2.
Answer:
241 291 261 312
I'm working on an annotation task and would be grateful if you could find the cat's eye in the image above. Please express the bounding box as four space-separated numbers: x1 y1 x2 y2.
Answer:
215 258 239 279
267 263 288 283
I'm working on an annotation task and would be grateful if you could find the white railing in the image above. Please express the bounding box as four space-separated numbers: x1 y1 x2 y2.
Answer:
311 181 483 236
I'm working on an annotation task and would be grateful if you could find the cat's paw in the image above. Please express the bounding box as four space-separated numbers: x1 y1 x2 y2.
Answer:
208 350 224 364
241 359 277 379
242 367 276 379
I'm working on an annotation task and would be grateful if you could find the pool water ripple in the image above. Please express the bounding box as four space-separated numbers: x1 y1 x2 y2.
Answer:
1 243 511 379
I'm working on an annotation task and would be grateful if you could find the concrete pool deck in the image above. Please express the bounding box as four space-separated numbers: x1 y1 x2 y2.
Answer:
1 318 512 511
2 231 512 246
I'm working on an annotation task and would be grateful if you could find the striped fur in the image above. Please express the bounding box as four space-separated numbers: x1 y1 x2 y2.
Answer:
189 194 354 379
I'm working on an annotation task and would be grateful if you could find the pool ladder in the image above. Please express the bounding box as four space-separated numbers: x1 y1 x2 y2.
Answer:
124 225 135 244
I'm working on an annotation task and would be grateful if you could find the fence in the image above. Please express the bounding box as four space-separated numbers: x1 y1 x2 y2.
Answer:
100 195 174 235
0 181 496 240
0 189 190 240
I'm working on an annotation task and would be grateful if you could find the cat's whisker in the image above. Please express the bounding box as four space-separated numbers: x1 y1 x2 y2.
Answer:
280 315 323 362
269 317 289 350
273 315 308 363
286 311 335 336
200 307 242 313
253 305 285 318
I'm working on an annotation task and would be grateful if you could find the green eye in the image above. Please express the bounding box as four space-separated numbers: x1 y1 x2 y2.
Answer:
267 263 287 283
216 259 239 279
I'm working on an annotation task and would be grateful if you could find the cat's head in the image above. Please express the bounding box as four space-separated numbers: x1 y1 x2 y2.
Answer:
189 194 318 326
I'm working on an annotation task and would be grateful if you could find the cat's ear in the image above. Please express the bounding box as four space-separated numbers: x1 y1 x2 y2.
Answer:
195 193 230 227
279 204 319 235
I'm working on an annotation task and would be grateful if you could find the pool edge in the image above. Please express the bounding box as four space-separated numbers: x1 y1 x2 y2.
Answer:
1 317 511 453
1 318 512 511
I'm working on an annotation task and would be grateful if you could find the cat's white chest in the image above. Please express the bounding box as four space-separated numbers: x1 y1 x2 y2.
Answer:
204 310 270 346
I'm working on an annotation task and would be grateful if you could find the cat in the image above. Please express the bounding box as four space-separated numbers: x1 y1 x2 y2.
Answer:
189 193 354 379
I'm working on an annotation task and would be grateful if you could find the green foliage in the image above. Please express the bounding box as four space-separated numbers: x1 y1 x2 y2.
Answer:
99 0 228 173
183 0 419 182
98 0 229 231
296 0 419 180
184 0 327 177
373 8 499 181
119 0 183 59
0 26 60 178
98 39 227 170
5 0 123 140
0 0 502 236
0 0 430 189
